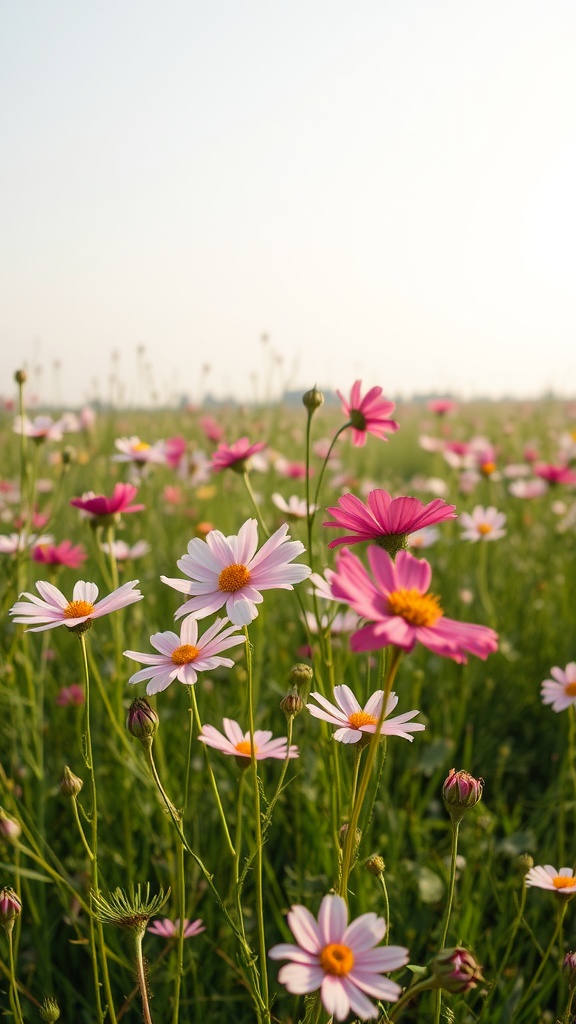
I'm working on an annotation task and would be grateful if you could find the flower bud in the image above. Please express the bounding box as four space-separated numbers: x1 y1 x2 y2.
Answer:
14 369 27 385
564 951 576 986
60 766 84 799
442 769 483 823
302 386 324 414
127 698 159 743
430 947 483 993
365 854 385 877
40 997 61 1022
280 687 304 718
0 886 22 933
290 663 313 689
0 809 21 841
61 445 76 466
517 853 534 875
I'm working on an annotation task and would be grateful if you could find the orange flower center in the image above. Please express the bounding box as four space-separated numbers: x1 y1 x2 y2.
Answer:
481 461 496 476
235 740 257 757
565 682 576 697
553 876 576 889
218 563 251 592
134 441 151 452
477 523 493 535
63 600 95 619
386 588 443 627
319 942 355 976
348 711 378 729
171 644 200 665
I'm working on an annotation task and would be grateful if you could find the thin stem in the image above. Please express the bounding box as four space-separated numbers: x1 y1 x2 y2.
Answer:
515 900 568 1016
189 686 236 857
171 842 186 1024
476 882 527 1022
433 818 461 1024
242 471 270 538
7 930 26 1024
134 928 154 1024
387 977 437 1021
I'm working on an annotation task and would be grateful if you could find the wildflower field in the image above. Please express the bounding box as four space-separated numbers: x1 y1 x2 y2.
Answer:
1 378 576 1023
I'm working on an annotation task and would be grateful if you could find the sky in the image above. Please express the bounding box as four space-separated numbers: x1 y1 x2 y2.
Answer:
1 0 575 407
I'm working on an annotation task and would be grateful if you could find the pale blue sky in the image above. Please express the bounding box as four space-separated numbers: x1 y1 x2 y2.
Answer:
1 1 575 406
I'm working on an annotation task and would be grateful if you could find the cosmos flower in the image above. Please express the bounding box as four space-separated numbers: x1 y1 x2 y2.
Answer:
13 415 65 442
198 718 298 761
161 519 311 626
307 686 425 744
336 381 399 448
331 547 498 663
427 398 457 415
164 435 187 469
56 684 85 706
0 532 53 555
459 506 506 542
124 616 245 695
541 663 576 712
406 526 440 549
100 540 151 561
211 437 266 473
508 479 548 499
32 540 88 569
525 865 576 897
324 490 456 553
268 893 409 1020
534 463 576 486
70 483 145 521
112 436 167 466
10 580 143 633
148 917 205 939
272 494 317 519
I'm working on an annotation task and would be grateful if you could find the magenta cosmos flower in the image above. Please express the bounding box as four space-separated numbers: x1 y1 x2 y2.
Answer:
541 663 576 712
198 718 298 761
427 398 457 416
32 540 87 569
211 436 266 473
269 893 408 1020
161 519 312 626
324 490 456 554
534 463 576 486
70 483 145 522
459 506 506 542
331 548 498 663
337 381 398 448
10 580 143 633
307 686 424 744
525 865 576 896
148 917 205 939
124 616 245 694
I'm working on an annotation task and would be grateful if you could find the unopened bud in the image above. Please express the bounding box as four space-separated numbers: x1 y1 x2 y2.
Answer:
442 769 483 823
280 687 304 718
60 766 83 798
365 854 385 877
564 951 576 986
302 387 324 414
0 886 22 933
40 997 61 1022
127 698 159 743
14 369 27 385
61 446 76 466
517 853 534 875
430 947 483 993
0 809 21 841
290 663 313 689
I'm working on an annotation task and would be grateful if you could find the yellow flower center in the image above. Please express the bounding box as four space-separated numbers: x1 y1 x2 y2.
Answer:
481 461 496 476
553 876 575 889
171 644 200 665
319 943 355 976
477 523 493 535
386 588 443 627
235 740 257 757
564 682 576 697
63 600 95 619
348 711 378 729
133 441 151 452
218 563 251 592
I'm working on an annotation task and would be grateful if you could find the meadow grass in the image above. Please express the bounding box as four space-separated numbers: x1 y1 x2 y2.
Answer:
0 388 575 1022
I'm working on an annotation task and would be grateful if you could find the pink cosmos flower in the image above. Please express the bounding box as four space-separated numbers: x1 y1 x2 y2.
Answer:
525 865 576 896
211 437 266 472
148 917 205 939
275 458 309 479
272 494 317 519
32 540 87 569
0 532 53 555
199 415 224 443
10 580 143 633
70 483 145 521
100 540 151 561
534 463 576 486
269 893 408 1020
331 548 498 663
112 436 167 466
13 415 64 442
307 686 425 744
161 519 312 626
508 479 548 499
324 490 456 552
164 435 187 469
337 381 399 448
541 663 576 712
459 506 506 542
56 684 85 706
124 616 245 694
427 398 457 416
198 718 298 761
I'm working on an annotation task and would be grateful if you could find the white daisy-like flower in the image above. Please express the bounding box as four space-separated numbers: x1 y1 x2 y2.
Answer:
307 685 425 745
124 616 244 694
198 718 298 761
525 864 576 896
459 505 506 542
10 580 143 633
541 663 576 712
112 436 166 466
271 494 317 519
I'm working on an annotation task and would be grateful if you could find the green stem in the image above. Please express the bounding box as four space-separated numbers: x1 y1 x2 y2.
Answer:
242 471 270 538
189 686 236 857
475 882 527 1022
387 977 437 1021
134 928 154 1024
7 930 26 1024
516 900 568 1016
171 842 186 1024
477 540 495 625
433 819 461 1024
